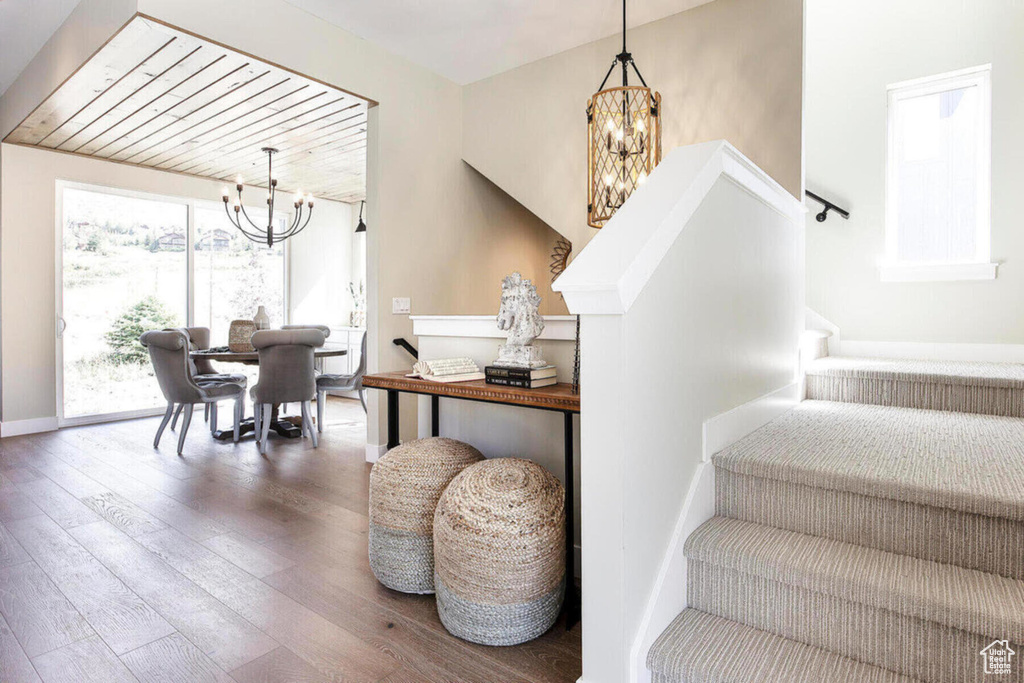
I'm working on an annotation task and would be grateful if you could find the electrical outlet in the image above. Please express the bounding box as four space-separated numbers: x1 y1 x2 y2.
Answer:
392 297 411 314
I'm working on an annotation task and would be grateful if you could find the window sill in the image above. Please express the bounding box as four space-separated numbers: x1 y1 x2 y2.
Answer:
879 262 998 283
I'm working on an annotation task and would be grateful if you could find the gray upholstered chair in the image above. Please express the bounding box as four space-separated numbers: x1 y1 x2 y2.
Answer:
281 324 332 380
140 330 246 455
250 328 325 454
281 324 331 339
171 326 248 434
315 331 367 430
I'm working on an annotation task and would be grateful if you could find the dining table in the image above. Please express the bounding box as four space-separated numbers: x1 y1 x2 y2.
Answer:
190 343 347 441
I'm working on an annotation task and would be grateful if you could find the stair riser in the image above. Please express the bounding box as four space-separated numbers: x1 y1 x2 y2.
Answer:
689 563 1024 683
805 374 1024 417
716 469 1024 580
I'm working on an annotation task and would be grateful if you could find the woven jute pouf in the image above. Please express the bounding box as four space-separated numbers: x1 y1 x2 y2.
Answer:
433 457 566 646
369 437 484 594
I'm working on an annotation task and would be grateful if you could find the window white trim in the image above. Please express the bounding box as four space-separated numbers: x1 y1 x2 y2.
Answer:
879 261 998 283
884 64 993 279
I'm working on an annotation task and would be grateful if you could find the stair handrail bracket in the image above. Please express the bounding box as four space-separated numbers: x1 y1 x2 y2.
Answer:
553 140 806 683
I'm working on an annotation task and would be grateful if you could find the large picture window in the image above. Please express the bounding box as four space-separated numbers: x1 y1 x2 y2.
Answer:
883 65 993 281
59 185 288 424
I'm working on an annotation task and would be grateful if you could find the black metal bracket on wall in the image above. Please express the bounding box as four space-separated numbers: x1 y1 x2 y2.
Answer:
392 338 418 360
805 190 850 223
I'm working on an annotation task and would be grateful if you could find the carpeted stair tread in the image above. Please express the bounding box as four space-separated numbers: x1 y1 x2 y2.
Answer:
713 400 1024 521
647 609 920 683
806 356 1024 389
686 516 1024 643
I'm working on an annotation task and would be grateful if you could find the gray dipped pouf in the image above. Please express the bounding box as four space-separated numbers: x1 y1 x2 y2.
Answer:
433 457 566 646
369 437 484 594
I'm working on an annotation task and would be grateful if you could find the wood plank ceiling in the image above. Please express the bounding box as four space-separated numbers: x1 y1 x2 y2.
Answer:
4 15 369 203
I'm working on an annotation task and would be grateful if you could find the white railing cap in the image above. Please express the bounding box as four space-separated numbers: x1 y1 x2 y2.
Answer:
553 140 805 314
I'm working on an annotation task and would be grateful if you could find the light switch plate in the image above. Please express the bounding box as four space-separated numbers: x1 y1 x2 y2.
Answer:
392 297 411 314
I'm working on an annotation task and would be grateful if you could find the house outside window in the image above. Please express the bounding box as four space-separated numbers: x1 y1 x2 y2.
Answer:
882 65 994 282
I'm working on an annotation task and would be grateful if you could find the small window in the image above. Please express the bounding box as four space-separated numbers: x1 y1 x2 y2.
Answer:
883 65 993 281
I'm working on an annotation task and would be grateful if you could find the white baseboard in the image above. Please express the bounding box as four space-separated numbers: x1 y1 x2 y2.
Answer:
1 416 58 437
365 443 387 463
702 382 800 461
631 381 800 683
838 340 1024 363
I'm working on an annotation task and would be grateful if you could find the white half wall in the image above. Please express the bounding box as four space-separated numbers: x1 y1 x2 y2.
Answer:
555 141 805 683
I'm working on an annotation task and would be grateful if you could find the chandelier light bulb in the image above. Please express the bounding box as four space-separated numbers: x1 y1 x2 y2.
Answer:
221 187 229 200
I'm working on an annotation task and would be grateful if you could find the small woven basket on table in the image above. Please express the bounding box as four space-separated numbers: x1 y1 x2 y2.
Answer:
433 457 565 646
369 437 484 594
228 319 257 353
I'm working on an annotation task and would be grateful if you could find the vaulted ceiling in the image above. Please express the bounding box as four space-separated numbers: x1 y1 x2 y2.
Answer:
3 15 369 203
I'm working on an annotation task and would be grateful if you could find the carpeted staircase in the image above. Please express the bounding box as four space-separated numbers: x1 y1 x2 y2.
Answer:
648 357 1024 683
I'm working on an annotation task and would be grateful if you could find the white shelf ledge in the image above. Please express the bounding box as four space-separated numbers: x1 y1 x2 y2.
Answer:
410 315 577 340
879 262 998 282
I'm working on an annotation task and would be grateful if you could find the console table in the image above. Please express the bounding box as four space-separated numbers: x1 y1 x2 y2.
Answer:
362 371 581 629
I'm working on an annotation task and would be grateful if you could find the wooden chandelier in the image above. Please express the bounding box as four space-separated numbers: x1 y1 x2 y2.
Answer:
586 0 662 229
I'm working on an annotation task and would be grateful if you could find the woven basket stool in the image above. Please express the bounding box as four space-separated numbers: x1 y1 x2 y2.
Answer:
369 437 484 594
433 457 566 646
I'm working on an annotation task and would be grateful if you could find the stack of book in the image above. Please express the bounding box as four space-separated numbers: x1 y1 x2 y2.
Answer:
485 365 557 388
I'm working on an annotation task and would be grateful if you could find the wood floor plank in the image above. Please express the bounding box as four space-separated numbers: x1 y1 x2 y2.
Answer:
30 458 109 499
7 515 175 655
69 521 278 672
81 491 167 537
0 488 45 524
29 442 227 542
200 531 294 578
0 521 31 568
1 467 45 484
19 479 101 529
31 635 137 683
136 527 401 682
0 562 94 658
261 565 532 683
0 610 43 682
120 632 234 683
229 646 331 683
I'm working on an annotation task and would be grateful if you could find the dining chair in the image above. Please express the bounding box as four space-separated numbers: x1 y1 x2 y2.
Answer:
281 324 332 380
140 330 246 455
250 328 324 454
169 327 247 435
315 331 367 430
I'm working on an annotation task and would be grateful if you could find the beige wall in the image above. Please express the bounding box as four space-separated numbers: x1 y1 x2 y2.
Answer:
463 0 805 251
0 142 360 423
806 0 1024 343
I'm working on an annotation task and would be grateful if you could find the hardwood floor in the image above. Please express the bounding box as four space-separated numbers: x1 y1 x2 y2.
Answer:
0 398 582 682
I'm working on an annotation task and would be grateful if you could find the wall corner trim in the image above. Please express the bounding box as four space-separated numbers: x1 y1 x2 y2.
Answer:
1 416 59 438
554 140 806 316
365 442 387 463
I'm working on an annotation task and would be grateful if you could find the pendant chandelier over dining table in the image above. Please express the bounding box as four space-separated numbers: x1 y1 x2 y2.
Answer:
586 0 662 229
222 147 314 246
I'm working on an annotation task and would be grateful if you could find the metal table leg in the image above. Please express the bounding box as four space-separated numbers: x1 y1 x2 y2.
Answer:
386 390 400 449
564 410 578 629
431 395 440 437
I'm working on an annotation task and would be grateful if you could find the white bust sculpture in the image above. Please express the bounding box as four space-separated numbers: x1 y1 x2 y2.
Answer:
494 272 547 368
